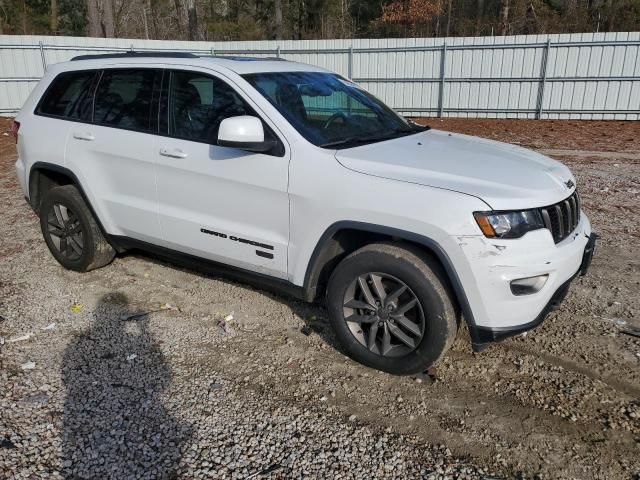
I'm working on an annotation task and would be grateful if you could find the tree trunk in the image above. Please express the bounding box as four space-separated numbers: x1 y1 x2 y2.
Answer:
475 0 484 35
187 0 199 40
50 0 58 33
149 0 160 39
606 0 615 31
0 0 6 34
500 0 509 36
174 0 186 34
274 0 283 39
445 0 452 37
87 0 101 36
143 5 150 39
22 0 27 34
296 0 302 39
101 0 116 37
525 2 537 34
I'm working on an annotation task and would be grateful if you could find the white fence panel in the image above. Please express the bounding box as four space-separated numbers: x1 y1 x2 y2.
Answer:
1 32 639 119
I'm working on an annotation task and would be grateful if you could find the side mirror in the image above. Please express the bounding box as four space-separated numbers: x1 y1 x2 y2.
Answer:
217 116 276 153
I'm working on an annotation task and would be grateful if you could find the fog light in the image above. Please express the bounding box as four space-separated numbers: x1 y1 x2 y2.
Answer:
510 275 548 296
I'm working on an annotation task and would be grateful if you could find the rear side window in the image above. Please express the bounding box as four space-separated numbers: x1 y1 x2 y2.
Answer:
94 69 160 133
36 71 97 121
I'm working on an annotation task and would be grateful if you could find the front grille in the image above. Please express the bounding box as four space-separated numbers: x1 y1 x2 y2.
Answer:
539 191 581 244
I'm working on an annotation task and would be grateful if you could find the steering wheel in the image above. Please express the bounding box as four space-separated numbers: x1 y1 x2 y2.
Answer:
323 112 348 129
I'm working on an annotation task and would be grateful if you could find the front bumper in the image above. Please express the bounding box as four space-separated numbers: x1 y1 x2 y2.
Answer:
445 208 594 349
470 231 597 351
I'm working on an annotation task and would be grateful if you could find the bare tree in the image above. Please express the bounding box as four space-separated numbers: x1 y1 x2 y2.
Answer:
174 0 186 34
274 0 283 39
605 0 615 31
87 0 101 36
22 0 27 34
500 0 509 35
50 0 58 33
102 0 116 37
187 0 199 40
149 0 160 39
475 0 484 35
445 0 452 36
0 0 5 34
142 4 150 39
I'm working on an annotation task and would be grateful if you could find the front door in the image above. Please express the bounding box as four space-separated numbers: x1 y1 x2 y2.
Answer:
154 69 290 279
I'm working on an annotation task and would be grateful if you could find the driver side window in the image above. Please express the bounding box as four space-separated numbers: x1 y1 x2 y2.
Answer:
167 71 252 143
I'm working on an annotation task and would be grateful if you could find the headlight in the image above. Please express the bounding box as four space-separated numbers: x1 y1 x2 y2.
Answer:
473 210 544 239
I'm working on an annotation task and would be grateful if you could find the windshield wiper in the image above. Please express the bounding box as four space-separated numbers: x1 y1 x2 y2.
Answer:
320 135 376 149
407 120 431 131
320 127 423 149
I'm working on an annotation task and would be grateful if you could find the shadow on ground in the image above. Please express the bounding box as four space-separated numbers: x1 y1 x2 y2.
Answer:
61 292 192 479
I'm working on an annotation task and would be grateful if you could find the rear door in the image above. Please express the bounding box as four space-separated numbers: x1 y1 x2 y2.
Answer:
154 68 290 278
29 70 98 189
64 67 163 242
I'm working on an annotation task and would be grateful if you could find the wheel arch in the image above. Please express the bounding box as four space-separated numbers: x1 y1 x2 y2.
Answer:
302 221 479 337
28 162 115 248
28 162 77 213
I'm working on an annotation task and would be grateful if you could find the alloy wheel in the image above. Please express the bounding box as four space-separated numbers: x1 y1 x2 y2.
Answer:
342 272 425 357
47 203 84 261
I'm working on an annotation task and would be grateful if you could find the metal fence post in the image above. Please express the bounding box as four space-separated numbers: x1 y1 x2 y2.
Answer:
438 42 447 117
39 41 47 73
276 46 281 58
536 39 552 119
348 46 354 80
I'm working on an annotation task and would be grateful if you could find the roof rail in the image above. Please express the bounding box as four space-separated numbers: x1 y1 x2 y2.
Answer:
210 56 286 62
71 52 199 61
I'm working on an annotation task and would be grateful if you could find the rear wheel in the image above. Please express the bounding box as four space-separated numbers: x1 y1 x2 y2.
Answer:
327 242 458 375
39 185 115 272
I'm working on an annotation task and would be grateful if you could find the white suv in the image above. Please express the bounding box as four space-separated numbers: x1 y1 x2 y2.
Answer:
13 53 596 374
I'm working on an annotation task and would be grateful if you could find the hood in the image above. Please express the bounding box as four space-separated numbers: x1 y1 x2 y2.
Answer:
334 129 576 211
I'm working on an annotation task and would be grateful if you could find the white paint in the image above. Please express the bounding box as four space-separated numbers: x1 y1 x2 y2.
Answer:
14 55 593 337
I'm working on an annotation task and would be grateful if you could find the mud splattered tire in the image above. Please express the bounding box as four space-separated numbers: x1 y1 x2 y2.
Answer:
327 242 458 375
39 185 116 272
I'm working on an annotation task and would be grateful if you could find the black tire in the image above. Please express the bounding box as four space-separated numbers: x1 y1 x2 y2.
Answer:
39 185 116 272
326 242 458 375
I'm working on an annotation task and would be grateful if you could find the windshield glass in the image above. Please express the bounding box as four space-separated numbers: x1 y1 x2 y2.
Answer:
242 72 425 149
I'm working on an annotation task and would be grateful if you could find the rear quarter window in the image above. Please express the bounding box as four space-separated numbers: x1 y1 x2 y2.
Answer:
36 70 97 121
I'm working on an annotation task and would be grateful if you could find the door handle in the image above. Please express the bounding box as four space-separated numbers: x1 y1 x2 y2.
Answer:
72 132 95 141
159 148 188 159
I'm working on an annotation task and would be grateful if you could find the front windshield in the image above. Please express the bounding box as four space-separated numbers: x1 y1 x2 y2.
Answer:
242 72 426 149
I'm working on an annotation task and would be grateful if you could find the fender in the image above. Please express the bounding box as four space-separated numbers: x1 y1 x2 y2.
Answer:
302 221 484 345
28 162 113 246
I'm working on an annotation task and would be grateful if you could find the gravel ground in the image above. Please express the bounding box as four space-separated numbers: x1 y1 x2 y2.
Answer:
1 117 639 479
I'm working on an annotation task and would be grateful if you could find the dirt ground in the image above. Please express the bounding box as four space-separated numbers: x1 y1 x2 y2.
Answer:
1 117 639 479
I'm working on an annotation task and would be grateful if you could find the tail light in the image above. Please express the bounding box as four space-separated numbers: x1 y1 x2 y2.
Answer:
11 120 20 144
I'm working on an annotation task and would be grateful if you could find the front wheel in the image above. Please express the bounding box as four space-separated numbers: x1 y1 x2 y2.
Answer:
326 242 458 375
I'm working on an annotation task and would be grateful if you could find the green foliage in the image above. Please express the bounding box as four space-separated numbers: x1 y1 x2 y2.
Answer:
207 16 265 41
58 0 86 35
